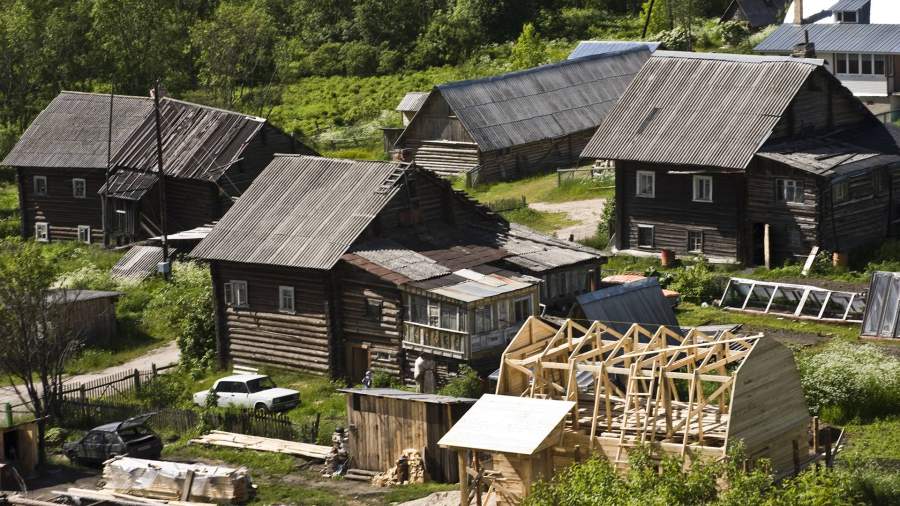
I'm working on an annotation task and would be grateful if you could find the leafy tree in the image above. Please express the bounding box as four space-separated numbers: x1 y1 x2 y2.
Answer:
437 365 483 398
191 0 278 107
511 23 547 70
0 239 83 465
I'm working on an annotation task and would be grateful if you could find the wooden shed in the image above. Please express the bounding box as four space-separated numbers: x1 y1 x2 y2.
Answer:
50 289 122 347
0 419 39 487
340 388 475 483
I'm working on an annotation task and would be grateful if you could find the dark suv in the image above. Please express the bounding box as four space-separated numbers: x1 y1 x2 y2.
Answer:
64 414 163 465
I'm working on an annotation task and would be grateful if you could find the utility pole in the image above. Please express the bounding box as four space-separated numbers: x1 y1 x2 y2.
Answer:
103 89 114 248
641 0 656 39
153 80 170 281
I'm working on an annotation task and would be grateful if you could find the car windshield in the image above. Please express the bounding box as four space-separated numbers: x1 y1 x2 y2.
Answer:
246 377 276 393
118 426 154 442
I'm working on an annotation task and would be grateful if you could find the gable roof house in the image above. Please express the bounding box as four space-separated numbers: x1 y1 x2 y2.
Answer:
393 47 650 184
755 1 900 114
581 51 900 266
721 0 791 28
2 91 314 246
190 156 604 383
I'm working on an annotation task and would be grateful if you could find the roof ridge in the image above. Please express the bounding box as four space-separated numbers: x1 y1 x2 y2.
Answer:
161 96 266 122
59 90 152 100
438 45 650 91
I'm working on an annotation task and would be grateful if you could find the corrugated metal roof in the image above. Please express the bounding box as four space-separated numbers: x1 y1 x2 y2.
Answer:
581 51 821 170
190 156 407 269
2 92 152 169
351 238 451 281
416 47 650 153
427 269 538 303
831 0 870 11
576 277 678 333
99 168 158 200
395 92 429 112
723 0 790 27
861 271 900 339
500 224 599 272
567 41 660 60
784 0 900 24
111 98 268 181
111 246 164 280
755 23 900 53
757 131 900 176
338 388 476 404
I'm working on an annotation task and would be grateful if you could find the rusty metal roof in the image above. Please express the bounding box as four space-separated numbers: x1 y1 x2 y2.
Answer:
400 47 650 153
581 51 822 170
190 156 408 269
2 91 152 169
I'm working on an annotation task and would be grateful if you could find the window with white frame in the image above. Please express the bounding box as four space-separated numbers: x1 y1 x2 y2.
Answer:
776 179 803 203
33 176 47 196
72 178 86 198
833 181 849 204
637 225 654 248
692 175 713 203
223 280 248 308
78 225 91 244
636 170 655 198
278 285 295 313
35 222 49 242
688 230 703 253
835 53 885 75
513 296 532 322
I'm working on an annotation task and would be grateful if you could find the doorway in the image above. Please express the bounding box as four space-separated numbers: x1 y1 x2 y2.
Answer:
346 346 370 385
752 223 767 267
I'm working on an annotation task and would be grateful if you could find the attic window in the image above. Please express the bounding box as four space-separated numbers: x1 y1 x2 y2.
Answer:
636 107 660 134
836 11 857 23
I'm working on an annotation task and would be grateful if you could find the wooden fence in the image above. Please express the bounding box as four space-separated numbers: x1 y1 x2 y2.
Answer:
557 166 613 186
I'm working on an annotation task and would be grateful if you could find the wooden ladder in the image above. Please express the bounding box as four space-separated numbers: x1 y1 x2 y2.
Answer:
375 166 406 194
613 362 654 467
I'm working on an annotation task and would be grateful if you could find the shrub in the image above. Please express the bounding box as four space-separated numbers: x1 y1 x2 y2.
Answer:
438 365 483 398
134 373 193 408
717 20 751 47
654 26 692 51
54 265 119 291
669 258 721 303
797 341 900 422
377 48 404 74
303 43 345 76
340 41 378 76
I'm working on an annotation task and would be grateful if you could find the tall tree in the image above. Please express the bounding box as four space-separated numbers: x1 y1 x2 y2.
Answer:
0 239 83 466
191 0 278 107
512 23 548 70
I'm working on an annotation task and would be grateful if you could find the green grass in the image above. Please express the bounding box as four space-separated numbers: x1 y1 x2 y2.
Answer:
382 483 457 503
454 172 613 206
500 207 575 234
0 182 20 237
675 302 861 342
65 335 170 374
839 417 900 465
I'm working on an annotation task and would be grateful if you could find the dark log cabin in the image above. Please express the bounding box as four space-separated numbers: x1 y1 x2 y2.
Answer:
581 51 900 266
2 91 314 246
393 47 650 183
191 156 604 384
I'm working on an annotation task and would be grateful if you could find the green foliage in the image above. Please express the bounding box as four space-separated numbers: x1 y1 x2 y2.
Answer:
654 26 693 50
718 20 751 47
643 0 673 35
437 365 483 399
371 370 403 389
511 23 547 70
134 373 194 409
669 257 723 303
797 341 900 422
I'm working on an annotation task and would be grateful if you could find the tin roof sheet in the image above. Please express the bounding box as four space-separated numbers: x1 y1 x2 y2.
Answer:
755 23 900 53
568 41 660 60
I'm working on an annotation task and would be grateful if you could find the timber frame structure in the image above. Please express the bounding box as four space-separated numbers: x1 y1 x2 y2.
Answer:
495 317 812 474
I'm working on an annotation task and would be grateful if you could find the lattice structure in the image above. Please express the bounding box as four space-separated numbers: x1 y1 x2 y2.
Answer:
496 317 812 472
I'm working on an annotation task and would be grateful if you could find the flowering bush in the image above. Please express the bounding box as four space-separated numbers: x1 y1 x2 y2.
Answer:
797 341 900 422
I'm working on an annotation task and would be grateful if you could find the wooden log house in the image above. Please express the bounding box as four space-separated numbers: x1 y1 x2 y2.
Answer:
393 47 651 183
2 91 314 246
581 51 900 266
190 156 604 383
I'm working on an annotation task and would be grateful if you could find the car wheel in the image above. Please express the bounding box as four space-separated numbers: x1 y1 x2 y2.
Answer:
254 403 269 414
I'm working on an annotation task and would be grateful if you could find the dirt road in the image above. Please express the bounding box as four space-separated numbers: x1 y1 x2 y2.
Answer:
0 341 180 407
529 198 606 240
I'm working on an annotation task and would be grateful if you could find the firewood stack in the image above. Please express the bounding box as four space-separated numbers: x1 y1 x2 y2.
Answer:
371 448 427 487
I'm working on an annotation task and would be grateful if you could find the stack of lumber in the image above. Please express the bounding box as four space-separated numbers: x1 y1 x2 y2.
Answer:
412 141 479 177
52 488 215 506
102 457 251 504
189 431 331 460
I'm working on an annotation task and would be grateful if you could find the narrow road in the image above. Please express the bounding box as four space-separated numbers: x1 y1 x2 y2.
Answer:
0 341 180 407
529 198 606 241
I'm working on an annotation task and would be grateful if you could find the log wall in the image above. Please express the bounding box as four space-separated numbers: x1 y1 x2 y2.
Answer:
213 261 334 375
477 129 595 183
770 70 873 141
18 166 105 243
819 166 895 253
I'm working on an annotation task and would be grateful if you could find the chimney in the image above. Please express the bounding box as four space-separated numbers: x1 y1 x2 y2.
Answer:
792 29 816 58
149 84 168 100
794 0 804 24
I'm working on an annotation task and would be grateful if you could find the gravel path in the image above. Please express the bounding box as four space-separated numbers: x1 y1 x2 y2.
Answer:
529 198 606 240
0 340 180 407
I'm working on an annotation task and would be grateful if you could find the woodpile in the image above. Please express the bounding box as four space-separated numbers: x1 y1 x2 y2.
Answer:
102 456 252 504
189 431 331 460
371 449 427 487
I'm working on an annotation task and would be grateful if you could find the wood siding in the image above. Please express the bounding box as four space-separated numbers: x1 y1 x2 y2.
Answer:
770 71 872 141
213 261 334 375
400 92 474 144
477 129 595 182
819 166 895 253
617 162 743 260
18 166 105 243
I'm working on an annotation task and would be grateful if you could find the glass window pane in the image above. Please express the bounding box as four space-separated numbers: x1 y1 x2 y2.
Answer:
862 55 872 74
836 53 847 73
849 54 859 73
874 55 885 75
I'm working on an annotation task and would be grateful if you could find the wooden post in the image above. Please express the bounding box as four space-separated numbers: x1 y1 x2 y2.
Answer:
792 439 800 476
3 403 11 427
458 451 469 506
473 453 482 506
812 417 819 470
133 369 141 392
152 363 158 378
824 429 833 469
573 444 582 464
763 224 771 269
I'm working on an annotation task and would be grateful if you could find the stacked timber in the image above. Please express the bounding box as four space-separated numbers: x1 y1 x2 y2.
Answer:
102 457 251 504
189 431 331 460
411 141 479 177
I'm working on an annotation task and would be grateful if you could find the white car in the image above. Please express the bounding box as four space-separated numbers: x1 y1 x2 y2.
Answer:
193 374 300 412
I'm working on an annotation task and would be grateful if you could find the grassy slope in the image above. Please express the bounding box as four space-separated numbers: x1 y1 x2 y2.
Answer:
0 182 20 237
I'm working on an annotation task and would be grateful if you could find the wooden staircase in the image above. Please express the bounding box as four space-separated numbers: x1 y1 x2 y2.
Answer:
411 140 479 177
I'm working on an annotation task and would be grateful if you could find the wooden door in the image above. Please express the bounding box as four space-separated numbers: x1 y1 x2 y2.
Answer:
346 346 370 385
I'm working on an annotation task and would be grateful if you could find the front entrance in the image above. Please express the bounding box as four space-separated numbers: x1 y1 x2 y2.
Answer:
751 223 770 267
346 345 370 385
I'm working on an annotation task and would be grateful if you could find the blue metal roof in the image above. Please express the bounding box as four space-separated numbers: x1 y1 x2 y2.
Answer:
568 41 660 60
756 23 900 54
576 277 678 334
